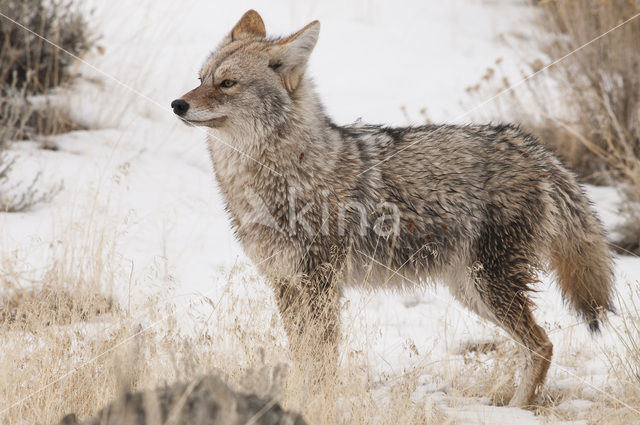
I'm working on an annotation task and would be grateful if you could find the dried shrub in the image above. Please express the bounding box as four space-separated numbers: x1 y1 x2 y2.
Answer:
0 0 91 93
0 0 91 211
535 0 640 184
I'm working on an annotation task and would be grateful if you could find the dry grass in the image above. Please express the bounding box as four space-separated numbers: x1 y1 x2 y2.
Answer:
468 0 640 183
0 197 636 424
533 0 640 186
613 302 640 424
0 210 452 425
2 209 640 424
0 286 114 328
2 223 636 425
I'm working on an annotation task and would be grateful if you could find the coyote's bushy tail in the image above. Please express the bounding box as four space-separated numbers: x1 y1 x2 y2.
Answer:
549 179 616 333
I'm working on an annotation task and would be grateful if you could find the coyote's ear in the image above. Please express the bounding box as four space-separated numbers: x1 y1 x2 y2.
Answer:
269 21 320 92
230 10 266 41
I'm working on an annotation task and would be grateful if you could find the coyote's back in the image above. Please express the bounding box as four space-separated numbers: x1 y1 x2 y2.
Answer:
347 122 615 331
172 10 615 408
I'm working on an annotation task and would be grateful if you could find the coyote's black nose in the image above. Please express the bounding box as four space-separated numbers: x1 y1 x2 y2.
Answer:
171 99 189 116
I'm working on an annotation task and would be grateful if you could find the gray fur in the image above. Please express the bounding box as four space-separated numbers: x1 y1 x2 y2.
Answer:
173 10 616 408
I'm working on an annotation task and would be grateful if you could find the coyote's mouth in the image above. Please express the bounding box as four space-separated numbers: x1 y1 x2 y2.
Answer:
184 116 228 128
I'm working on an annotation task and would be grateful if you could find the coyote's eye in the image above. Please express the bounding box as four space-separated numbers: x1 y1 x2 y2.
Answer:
220 79 237 88
269 61 282 71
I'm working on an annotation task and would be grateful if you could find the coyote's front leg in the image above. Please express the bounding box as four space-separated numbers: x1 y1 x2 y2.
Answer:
272 274 340 384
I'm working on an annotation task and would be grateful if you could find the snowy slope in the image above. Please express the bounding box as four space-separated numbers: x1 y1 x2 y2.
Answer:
1 1 639 424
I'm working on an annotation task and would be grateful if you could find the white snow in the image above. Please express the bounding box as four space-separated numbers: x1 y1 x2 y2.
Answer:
2 0 639 424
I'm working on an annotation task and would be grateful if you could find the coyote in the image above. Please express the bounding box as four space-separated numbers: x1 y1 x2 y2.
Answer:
171 10 615 407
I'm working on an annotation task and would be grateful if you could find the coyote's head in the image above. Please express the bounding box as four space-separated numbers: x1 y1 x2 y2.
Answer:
171 10 319 138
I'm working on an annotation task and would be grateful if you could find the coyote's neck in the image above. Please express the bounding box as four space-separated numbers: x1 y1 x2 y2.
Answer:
211 79 341 178
206 78 347 235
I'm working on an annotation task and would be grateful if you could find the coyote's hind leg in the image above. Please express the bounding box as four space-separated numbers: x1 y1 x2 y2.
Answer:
447 268 553 407
462 211 556 407
472 255 553 407
481 286 553 407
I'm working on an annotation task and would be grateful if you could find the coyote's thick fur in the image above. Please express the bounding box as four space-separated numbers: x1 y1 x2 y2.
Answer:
172 10 615 407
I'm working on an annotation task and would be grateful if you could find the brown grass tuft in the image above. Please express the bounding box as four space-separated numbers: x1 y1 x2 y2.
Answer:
0 286 115 328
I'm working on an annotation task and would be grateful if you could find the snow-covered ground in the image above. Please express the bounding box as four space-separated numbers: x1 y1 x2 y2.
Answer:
2 0 639 424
